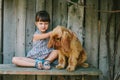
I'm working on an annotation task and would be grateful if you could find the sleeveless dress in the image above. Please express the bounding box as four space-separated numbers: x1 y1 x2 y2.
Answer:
26 29 54 60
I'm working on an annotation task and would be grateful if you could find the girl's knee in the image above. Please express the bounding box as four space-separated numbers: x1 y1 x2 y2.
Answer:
12 57 20 64
51 50 58 58
53 50 59 55
12 57 17 64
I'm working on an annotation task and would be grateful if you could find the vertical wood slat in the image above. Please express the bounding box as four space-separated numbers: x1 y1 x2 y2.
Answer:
99 4 108 80
25 0 36 54
67 0 84 44
37 76 51 80
53 0 68 27
0 0 2 64
25 75 35 80
106 0 115 80
99 0 109 79
3 75 26 80
15 0 26 57
45 0 53 30
3 0 17 64
115 36 120 79
84 0 99 67
36 0 45 12
114 0 120 78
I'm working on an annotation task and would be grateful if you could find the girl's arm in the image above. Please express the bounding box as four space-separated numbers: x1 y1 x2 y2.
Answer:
33 31 51 42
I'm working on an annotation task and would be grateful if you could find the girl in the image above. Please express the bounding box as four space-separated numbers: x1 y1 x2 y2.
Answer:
12 11 58 70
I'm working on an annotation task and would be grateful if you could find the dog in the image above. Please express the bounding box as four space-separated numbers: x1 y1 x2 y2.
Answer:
47 25 88 71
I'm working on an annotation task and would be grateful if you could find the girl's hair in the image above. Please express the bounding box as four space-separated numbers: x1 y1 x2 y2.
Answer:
35 11 50 22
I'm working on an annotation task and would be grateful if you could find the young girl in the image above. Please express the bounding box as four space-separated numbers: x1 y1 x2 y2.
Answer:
12 11 58 70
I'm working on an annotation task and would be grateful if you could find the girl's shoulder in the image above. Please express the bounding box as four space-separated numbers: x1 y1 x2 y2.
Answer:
34 29 41 34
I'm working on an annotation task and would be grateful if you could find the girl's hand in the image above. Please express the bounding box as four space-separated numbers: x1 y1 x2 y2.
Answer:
48 31 52 36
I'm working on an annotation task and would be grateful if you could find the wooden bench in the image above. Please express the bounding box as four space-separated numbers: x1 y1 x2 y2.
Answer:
0 64 102 80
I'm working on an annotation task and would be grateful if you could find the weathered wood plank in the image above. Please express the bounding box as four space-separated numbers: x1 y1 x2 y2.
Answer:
3 0 17 64
25 75 35 80
106 0 115 80
25 0 36 54
67 0 84 44
99 0 109 80
45 0 53 30
15 0 26 57
37 76 51 80
84 0 99 68
36 0 45 12
114 0 120 78
0 64 102 76
3 75 26 80
3 75 14 80
0 0 2 64
53 0 67 27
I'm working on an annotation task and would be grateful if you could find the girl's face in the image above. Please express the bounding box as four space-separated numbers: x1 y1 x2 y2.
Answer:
35 21 49 33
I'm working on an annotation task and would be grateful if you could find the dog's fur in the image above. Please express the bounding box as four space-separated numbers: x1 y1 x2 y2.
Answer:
47 25 88 71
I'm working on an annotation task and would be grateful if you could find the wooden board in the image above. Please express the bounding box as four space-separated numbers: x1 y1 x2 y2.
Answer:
25 0 36 54
99 0 110 79
36 0 45 12
3 0 17 63
0 0 2 64
114 0 120 77
84 0 99 67
53 0 67 27
0 64 102 76
67 0 84 44
45 0 53 30
15 0 26 57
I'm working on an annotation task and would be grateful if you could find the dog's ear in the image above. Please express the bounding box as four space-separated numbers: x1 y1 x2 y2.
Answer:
47 36 54 48
61 31 71 52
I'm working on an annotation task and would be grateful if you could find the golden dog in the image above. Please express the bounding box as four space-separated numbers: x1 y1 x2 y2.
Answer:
47 25 88 71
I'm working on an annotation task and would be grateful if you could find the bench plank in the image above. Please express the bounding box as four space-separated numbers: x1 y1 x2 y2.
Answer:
0 64 102 76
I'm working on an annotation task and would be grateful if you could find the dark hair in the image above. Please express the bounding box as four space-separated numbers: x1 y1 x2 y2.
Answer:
35 11 50 22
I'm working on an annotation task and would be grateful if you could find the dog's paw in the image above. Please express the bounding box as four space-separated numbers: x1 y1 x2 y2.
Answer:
56 64 65 69
81 63 89 68
66 66 75 72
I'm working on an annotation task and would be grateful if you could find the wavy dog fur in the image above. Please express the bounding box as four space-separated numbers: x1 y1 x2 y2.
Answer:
47 25 88 71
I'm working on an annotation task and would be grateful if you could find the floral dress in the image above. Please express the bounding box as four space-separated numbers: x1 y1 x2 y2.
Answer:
26 29 54 60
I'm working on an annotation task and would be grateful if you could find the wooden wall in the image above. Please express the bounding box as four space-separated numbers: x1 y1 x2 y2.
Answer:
0 0 120 80
0 0 2 64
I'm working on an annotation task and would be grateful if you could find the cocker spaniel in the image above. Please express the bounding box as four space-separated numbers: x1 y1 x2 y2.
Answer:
47 25 88 71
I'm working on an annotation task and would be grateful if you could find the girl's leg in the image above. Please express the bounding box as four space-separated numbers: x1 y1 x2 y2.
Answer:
43 50 58 69
12 57 46 69
45 50 58 62
12 57 35 67
12 50 58 70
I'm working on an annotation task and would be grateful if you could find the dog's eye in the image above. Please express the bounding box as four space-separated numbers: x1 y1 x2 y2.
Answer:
55 38 61 41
